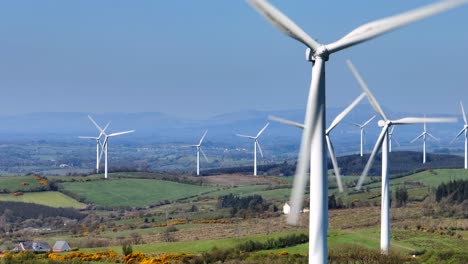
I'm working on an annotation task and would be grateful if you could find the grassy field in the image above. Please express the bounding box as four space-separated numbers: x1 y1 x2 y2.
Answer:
336 169 468 203
59 178 220 208
0 191 85 208
0 175 45 192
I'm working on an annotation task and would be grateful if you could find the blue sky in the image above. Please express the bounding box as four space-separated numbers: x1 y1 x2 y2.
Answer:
0 0 467 118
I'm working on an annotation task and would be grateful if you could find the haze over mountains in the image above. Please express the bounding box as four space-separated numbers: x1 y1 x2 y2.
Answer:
0 104 463 155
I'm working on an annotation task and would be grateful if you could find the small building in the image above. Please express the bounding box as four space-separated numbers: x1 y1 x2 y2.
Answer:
17 241 50 252
53 241 71 252
32 242 51 252
283 203 290 215
17 241 33 252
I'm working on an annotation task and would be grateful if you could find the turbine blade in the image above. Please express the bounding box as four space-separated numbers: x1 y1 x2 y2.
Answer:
236 134 255 139
108 130 135 137
88 115 104 132
427 132 440 142
389 126 395 135
256 140 264 158
392 135 401 147
199 130 208 145
461 101 468 125
256 123 270 138
246 0 320 52
326 135 343 193
346 60 388 122
356 124 388 190
392 117 457 124
200 148 209 162
287 105 324 225
79 136 98 139
350 122 362 127
269 115 304 129
98 138 108 162
98 122 111 138
450 127 466 144
362 115 377 127
326 0 468 53
410 132 425 143
327 92 366 134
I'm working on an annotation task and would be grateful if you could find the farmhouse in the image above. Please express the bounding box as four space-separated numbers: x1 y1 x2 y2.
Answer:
16 241 51 252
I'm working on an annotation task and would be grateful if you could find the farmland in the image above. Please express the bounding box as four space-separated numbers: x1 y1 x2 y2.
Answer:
0 167 466 263
0 191 85 209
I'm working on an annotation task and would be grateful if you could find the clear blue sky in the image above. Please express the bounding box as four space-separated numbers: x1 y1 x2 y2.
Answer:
0 0 467 118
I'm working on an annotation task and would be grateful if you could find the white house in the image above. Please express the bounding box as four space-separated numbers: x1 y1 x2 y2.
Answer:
283 203 290 215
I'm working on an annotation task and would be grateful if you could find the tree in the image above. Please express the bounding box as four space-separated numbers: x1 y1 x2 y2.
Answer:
395 186 408 207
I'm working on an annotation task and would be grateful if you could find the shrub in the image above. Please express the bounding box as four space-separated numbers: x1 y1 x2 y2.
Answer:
122 243 133 256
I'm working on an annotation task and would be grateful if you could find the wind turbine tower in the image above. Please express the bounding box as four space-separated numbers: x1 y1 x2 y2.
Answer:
388 126 401 153
347 60 456 254
192 130 209 176
236 123 269 176
79 115 109 174
352 115 376 156
97 127 135 179
451 101 468 169
411 121 440 164
246 0 466 262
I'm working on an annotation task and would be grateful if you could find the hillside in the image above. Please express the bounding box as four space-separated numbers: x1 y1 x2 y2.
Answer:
201 151 465 177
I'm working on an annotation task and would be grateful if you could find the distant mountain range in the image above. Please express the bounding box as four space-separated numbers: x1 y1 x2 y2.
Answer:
0 105 464 156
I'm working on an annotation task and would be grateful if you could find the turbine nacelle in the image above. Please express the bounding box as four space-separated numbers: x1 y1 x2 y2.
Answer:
378 120 389 127
306 46 330 62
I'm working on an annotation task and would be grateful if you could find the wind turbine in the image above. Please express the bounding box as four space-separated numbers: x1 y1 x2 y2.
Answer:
94 124 135 179
347 60 456 254
410 120 440 164
246 0 467 262
79 115 110 174
191 130 209 176
451 101 468 169
270 92 366 193
236 123 269 176
388 126 401 153
352 115 376 157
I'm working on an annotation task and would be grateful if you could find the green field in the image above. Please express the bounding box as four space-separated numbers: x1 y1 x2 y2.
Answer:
0 175 45 192
0 191 85 208
59 178 220 208
336 169 468 203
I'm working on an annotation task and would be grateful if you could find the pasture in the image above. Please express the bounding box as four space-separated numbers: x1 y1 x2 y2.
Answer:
58 178 220 208
0 191 85 208
0 175 46 192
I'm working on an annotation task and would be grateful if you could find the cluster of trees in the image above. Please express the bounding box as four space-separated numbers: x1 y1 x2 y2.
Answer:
237 233 308 252
336 151 464 176
217 194 277 217
436 179 468 203
0 201 84 225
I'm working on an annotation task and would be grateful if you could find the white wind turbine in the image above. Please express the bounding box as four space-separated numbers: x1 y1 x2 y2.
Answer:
270 92 366 193
246 0 467 262
451 101 468 169
352 115 376 157
79 115 110 174
347 60 456 254
411 120 440 164
93 124 135 179
388 126 401 153
236 123 269 176
191 130 209 176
